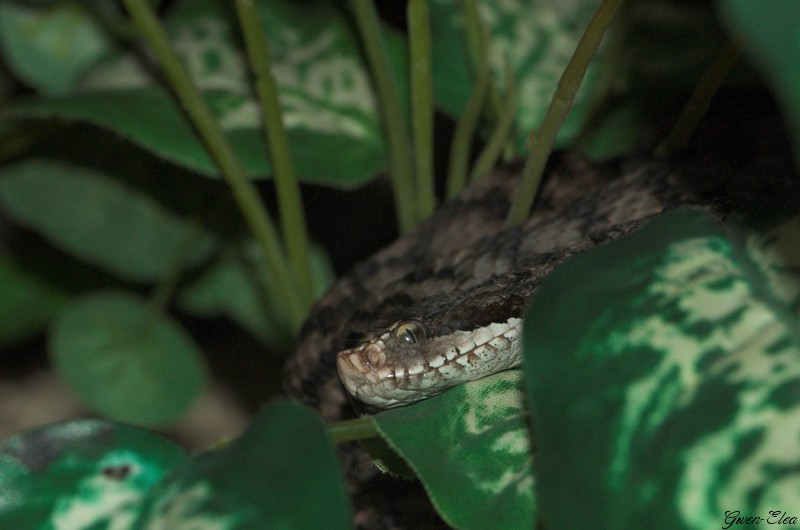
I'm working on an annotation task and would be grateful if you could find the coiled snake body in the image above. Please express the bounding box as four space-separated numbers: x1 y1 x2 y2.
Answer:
284 149 790 421
282 136 797 529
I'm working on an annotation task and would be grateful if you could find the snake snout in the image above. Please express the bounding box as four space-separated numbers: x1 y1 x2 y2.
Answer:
338 341 386 374
335 339 389 403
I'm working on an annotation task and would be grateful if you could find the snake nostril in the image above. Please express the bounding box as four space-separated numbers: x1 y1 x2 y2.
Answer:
365 346 385 368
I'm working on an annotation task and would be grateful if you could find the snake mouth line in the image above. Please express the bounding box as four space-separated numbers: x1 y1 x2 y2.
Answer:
336 317 523 408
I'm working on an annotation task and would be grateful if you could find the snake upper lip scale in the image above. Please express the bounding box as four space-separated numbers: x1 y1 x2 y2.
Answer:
336 317 524 408
286 149 798 423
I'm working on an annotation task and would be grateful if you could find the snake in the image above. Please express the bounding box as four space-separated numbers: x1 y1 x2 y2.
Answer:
281 119 797 528
284 147 795 421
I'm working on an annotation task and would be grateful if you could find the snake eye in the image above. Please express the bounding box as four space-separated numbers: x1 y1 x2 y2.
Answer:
394 320 426 345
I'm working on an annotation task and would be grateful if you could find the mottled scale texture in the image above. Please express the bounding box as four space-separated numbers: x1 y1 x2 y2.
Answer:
284 150 796 422
283 127 798 529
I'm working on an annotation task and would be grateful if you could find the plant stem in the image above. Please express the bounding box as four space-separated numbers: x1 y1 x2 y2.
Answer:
121 0 306 330
573 2 629 147
408 0 436 220
149 221 201 314
328 416 379 443
445 0 494 199
234 0 314 308
656 40 742 157
470 59 518 182
459 0 504 126
351 0 417 233
506 0 623 227
446 58 489 199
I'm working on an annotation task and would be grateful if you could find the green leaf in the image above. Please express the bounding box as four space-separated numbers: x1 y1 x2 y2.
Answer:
575 100 645 161
50 291 207 426
0 1 114 95
747 213 800 311
524 209 800 529
178 244 292 349
0 404 350 529
374 370 534 530
0 159 215 283
0 254 69 346
430 0 606 152
135 399 351 529
0 419 187 529
178 240 333 349
0 0 393 187
718 0 800 162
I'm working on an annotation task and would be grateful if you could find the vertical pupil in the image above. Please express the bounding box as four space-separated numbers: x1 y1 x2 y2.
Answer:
403 328 416 344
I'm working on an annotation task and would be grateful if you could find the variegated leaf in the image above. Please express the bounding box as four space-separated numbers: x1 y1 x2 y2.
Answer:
525 208 800 529
374 370 535 530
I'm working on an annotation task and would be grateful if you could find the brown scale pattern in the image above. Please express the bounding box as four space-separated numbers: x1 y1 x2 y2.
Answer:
283 140 798 528
286 153 715 420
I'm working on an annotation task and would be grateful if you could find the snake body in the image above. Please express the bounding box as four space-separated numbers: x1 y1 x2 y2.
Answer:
284 150 789 419
280 93 799 529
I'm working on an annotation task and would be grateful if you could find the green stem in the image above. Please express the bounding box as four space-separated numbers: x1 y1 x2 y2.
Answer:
149 221 201 314
328 416 380 443
446 58 490 199
408 0 436 220
506 0 623 227
656 40 742 157
121 0 306 330
351 0 417 233
234 0 314 308
573 2 629 148
470 59 518 182
458 0 503 125
459 0 485 75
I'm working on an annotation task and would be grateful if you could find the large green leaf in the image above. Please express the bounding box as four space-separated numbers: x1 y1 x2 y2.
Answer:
430 0 606 152
0 0 401 187
50 291 207 426
374 370 534 530
0 1 114 95
524 209 800 529
0 159 215 283
0 419 187 529
135 400 351 529
718 0 800 162
0 402 349 529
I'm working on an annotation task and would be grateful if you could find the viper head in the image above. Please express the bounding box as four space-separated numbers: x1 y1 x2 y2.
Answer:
336 309 524 408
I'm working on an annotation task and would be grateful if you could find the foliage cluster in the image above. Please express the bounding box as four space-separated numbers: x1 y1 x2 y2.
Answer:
0 0 798 528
